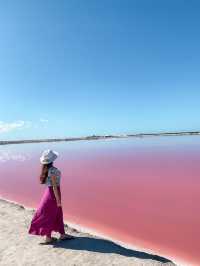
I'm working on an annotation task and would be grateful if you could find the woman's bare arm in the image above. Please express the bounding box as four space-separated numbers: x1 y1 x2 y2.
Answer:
51 175 61 206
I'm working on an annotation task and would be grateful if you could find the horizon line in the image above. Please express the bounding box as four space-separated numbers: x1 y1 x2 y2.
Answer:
1 130 200 145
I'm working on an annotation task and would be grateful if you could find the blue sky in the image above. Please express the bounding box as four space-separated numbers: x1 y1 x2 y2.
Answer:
0 1 200 140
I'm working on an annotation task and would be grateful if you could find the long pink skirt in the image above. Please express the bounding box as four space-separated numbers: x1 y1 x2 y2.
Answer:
28 186 65 237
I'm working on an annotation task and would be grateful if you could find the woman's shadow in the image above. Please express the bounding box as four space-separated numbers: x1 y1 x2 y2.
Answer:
52 236 174 264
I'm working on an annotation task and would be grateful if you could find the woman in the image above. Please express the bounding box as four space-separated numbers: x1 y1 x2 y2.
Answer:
28 149 74 244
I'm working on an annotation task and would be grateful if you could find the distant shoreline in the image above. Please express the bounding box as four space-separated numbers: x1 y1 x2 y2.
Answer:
0 131 200 145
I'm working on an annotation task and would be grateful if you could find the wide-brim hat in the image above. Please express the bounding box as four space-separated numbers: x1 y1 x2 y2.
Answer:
40 149 59 164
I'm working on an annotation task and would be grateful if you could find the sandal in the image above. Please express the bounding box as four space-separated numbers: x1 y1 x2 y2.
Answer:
59 234 75 241
39 237 58 245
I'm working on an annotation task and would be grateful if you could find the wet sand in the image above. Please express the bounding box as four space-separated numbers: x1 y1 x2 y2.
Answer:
0 198 176 266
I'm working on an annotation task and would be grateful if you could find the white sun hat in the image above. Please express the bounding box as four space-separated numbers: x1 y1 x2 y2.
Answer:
40 149 59 164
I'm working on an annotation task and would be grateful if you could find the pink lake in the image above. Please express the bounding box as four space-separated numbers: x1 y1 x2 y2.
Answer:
0 136 200 265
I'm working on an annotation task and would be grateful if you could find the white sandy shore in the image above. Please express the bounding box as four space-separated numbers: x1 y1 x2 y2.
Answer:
0 198 177 266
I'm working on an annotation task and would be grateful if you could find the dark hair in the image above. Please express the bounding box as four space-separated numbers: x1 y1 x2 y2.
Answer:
40 162 53 184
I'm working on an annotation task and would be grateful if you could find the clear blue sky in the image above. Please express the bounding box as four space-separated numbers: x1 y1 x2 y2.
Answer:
0 1 200 140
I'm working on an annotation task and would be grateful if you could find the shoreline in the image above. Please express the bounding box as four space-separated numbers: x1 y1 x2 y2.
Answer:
0 196 185 266
1 131 200 145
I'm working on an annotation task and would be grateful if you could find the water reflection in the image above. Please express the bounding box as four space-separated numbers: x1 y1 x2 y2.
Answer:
0 149 31 162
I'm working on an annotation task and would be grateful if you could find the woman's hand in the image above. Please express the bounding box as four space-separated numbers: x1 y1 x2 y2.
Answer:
56 199 62 207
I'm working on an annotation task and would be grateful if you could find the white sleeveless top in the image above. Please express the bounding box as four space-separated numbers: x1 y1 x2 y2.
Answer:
45 166 61 186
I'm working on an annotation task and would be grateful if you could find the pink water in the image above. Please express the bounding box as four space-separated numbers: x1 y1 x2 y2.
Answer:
0 137 200 265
